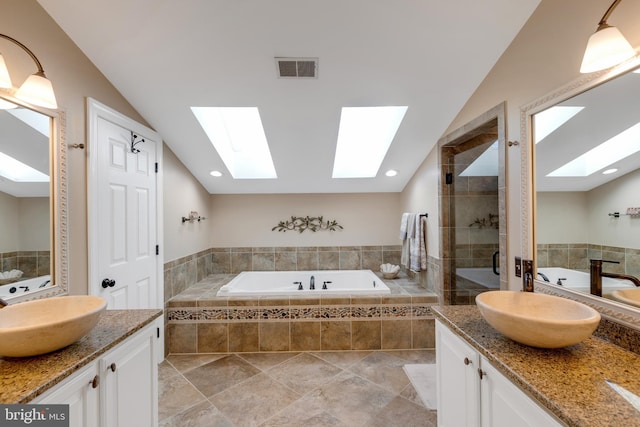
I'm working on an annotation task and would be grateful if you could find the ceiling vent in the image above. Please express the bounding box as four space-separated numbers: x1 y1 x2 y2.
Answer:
275 57 318 78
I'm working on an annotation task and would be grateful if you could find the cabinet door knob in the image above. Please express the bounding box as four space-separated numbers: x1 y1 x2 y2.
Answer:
110 362 117 372
90 375 100 389
478 368 486 380
464 357 472 365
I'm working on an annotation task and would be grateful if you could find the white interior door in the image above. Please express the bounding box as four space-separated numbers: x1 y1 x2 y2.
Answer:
88 98 163 310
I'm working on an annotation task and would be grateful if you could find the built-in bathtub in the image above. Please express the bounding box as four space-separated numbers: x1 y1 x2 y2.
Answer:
537 267 634 296
217 270 390 296
166 272 437 354
0 275 51 297
455 267 500 290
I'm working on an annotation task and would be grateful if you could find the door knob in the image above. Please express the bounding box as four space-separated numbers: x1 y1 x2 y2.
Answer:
101 278 116 288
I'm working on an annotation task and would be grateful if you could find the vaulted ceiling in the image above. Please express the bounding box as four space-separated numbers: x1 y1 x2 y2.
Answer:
37 0 540 194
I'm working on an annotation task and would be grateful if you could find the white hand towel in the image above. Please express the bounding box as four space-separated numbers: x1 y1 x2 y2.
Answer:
399 212 410 239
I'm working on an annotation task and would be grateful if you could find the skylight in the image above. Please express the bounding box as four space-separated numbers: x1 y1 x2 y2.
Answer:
191 107 277 179
7 108 50 137
0 152 49 182
548 121 640 177
332 106 407 178
459 141 499 176
533 106 584 144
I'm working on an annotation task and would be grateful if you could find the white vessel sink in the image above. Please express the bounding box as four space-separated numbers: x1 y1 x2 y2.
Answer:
475 291 600 348
611 288 640 308
0 295 107 357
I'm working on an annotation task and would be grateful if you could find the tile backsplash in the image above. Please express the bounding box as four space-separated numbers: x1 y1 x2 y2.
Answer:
164 245 403 303
537 243 640 276
0 251 50 278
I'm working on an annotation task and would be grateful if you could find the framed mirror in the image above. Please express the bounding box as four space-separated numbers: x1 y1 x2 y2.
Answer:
0 92 67 303
521 57 640 329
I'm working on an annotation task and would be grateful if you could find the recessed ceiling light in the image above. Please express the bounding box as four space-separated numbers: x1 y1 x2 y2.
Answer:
210 170 223 177
602 168 618 175
0 151 49 182
534 106 584 144
385 169 398 177
332 106 407 178
548 122 640 177
191 107 277 179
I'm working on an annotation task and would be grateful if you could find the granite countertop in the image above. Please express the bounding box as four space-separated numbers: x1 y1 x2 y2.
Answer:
433 305 640 427
0 309 162 404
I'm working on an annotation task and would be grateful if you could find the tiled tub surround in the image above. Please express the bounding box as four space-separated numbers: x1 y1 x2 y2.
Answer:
163 246 406 303
434 305 640 427
0 250 51 279
537 243 640 277
167 273 437 354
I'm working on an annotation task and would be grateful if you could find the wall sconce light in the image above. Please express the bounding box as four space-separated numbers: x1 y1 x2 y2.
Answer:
0 33 57 109
580 0 636 73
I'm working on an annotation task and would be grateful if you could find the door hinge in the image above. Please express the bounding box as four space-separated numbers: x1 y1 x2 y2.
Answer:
156 245 159 255
155 162 158 173
445 172 453 184
157 327 160 339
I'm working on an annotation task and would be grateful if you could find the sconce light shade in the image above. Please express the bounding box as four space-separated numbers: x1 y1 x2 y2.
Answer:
14 72 57 109
0 33 58 109
0 54 11 88
580 25 636 73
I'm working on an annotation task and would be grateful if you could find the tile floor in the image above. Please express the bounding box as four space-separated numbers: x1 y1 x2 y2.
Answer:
159 349 437 427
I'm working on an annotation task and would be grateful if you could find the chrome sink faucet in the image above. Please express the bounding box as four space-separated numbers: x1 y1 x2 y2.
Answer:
310 275 315 290
590 259 640 297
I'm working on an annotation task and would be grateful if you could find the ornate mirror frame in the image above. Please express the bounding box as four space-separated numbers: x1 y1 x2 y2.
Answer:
0 91 68 303
520 57 640 330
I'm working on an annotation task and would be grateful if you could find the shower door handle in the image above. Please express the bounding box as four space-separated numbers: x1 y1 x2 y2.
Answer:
492 251 500 275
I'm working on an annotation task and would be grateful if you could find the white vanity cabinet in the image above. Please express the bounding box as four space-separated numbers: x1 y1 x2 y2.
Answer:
32 322 158 427
436 319 480 426
32 363 101 427
436 320 561 427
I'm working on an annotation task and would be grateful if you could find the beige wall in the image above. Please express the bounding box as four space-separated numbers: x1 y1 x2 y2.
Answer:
400 0 640 288
588 169 640 248
0 194 49 252
399 147 439 256
0 192 19 253
538 169 640 249
1 0 148 294
210 193 401 248
18 198 50 251
536 192 588 244
163 146 212 262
